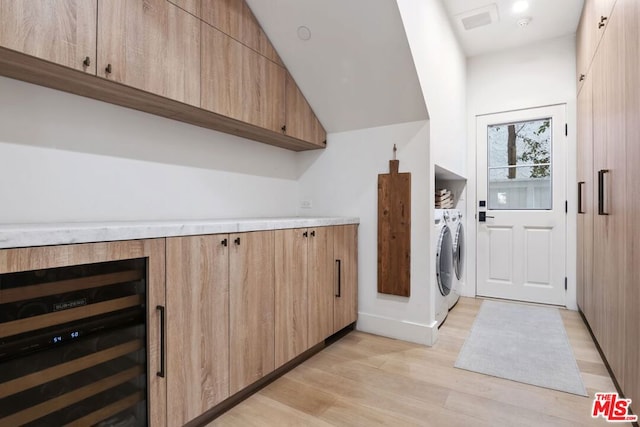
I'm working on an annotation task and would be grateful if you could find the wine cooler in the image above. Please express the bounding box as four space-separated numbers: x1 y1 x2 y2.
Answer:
0 258 148 426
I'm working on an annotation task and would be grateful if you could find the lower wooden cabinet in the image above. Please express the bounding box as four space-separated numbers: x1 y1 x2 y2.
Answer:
0 224 356 426
275 228 310 367
334 225 358 332
165 235 230 426
307 226 336 346
0 239 166 427
229 230 275 394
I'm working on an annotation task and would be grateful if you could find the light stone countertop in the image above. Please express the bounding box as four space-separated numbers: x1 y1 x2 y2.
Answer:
0 217 360 249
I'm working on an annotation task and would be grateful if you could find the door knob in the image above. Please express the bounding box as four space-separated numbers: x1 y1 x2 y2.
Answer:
478 212 495 222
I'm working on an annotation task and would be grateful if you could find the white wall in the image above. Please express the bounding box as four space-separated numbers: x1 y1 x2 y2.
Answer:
0 77 299 223
297 0 467 345
465 35 578 309
297 121 433 344
397 0 467 178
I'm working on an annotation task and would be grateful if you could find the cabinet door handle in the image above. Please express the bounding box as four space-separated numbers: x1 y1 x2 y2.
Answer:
221 238 228 247
598 16 607 29
579 74 585 82
82 56 91 67
156 305 166 378
234 237 241 245
281 125 287 133
105 63 112 74
310 230 315 237
335 259 342 298
303 231 308 237
598 170 609 215
578 181 585 214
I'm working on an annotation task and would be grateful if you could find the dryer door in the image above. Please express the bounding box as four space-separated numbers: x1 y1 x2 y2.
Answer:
436 226 453 296
454 222 465 280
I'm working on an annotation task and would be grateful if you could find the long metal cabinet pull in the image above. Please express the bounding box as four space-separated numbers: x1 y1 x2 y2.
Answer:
578 182 585 214
598 170 609 215
157 305 166 378
335 260 342 298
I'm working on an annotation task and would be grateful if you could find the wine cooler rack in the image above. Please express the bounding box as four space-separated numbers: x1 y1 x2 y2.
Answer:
0 258 148 426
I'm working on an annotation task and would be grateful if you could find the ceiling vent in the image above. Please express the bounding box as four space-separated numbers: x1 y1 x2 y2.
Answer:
455 4 499 31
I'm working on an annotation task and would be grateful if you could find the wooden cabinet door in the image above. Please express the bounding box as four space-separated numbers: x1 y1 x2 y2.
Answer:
576 0 596 91
576 74 594 322
595 0 616 29
274 228 308 368
201 23 285 133
0 0 97 73
308 226 334 346
146 239 168 427
97 0 200 106
165 235 229 426
285 72 327 147
167 0 200 17
201 0 282 65
0 239 166 427
591 4 627 387
333 225 358 333
229 231 275 394
623 0 640 413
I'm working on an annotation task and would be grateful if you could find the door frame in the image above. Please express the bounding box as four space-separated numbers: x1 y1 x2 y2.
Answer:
473 103 569 307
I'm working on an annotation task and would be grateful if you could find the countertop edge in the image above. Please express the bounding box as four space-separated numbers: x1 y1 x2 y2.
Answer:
0 217 360 250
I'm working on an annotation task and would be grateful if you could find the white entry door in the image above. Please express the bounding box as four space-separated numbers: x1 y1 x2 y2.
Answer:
476 105 567 306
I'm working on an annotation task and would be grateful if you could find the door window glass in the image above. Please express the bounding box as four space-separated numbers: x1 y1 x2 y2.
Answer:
487 118 552 210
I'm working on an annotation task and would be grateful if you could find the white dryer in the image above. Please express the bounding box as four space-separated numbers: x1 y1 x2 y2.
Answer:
434 209 453 327
445 210 464 309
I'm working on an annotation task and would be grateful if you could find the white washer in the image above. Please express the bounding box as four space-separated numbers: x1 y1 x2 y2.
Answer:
445 210 464 309
434 209 453 327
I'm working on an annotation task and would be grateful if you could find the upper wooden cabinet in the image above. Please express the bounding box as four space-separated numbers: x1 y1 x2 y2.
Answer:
202 22 285 133
168 0 200 17
201 0 282 65
0 0 97 73
0 0 326 151
165 235 230 426
97 0 200 107
285 72 327 147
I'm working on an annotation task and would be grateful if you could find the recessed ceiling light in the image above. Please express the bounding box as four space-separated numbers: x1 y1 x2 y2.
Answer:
297 26 311 41
512 0 529 13
517 17 532 27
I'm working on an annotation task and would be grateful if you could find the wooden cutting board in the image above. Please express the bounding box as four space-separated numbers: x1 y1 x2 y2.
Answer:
378 159 411 297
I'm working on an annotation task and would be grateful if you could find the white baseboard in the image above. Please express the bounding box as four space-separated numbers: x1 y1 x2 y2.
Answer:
356 312 439 346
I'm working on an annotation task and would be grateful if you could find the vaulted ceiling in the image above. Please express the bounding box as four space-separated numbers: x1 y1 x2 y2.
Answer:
246 0 429 133
247 0 584 134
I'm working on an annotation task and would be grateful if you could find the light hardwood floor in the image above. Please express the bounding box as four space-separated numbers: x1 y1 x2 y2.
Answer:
210 297 630 426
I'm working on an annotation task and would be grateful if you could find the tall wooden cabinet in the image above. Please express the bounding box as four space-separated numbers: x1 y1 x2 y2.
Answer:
165 235 229 426
0 0 97 73
576 0 638 413
623 0 640 409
